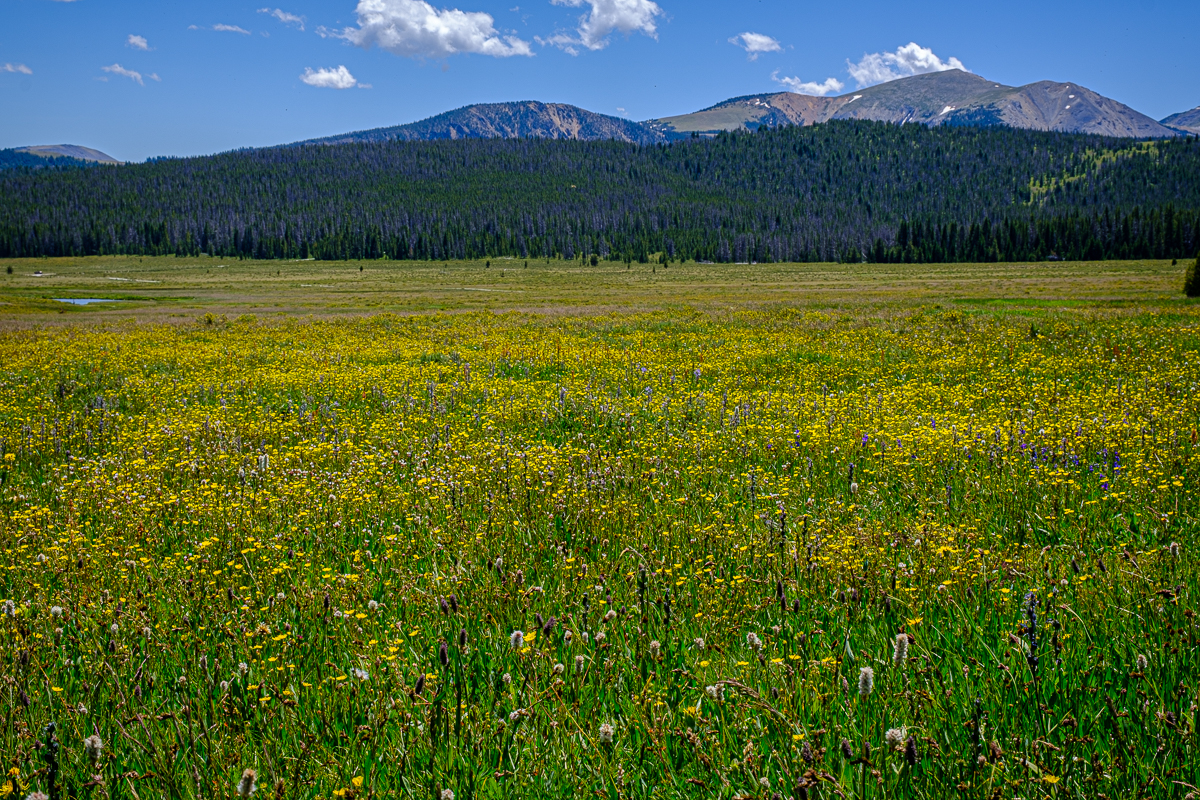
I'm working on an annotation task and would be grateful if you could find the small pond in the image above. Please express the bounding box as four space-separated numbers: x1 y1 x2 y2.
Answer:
53 298 124 305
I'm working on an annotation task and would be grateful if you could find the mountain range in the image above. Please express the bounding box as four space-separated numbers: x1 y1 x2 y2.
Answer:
652 71 1179 139
296 70 1191 148
6 71 1197 164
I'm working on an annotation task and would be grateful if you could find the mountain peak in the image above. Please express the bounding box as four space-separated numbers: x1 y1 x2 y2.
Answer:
299 101 667 146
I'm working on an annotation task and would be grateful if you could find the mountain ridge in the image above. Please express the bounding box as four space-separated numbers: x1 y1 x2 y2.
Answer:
1162 106 1200 135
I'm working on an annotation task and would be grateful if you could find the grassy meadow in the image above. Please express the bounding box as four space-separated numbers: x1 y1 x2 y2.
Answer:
0 257 1198 799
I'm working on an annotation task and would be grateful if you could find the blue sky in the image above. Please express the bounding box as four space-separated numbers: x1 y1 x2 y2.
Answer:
1 0 1197 161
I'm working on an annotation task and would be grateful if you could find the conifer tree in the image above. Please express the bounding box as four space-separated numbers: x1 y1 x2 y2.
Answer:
1186 252 1200 298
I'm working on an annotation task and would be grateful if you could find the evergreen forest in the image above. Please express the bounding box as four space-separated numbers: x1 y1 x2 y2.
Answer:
1 120 1198 263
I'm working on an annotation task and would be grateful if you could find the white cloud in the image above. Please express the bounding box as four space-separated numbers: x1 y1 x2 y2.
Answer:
333 0 533 59
2 63 33 75
542 0 662 54
772 72 844 96
127 34 150 50
102 63 144 85
213 24 252 34
729 32 781 61
846 42 967 88
259 8 305 30
300 65 361 89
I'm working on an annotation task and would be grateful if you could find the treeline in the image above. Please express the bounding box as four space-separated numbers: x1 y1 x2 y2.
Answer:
0 121 1197 263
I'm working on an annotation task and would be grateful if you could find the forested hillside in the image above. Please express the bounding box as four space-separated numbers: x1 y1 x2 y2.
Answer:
2 121 1198 263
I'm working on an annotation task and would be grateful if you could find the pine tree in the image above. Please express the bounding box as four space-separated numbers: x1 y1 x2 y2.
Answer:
1186 252 1200 298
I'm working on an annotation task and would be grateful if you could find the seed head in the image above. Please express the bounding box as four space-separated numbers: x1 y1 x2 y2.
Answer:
501 672 512 686
25 793 49 800
746 632 763 653
84 733 104 766
893 633 909 665
1136 654 1149 672
574 655 586 673
50 606 63 618
858 666 874 697
236 768 257 797
693 637 705 650
510 630 524 649
598 722 615 744
649 640 661 658
603 609 616 623
441 791 455 800
368 600 379 613
905 735 919 766
458 628 468 648
1170 542 1181 559
439 641 449 668
885 727 906 750
553 662 564 675
840 738 854 759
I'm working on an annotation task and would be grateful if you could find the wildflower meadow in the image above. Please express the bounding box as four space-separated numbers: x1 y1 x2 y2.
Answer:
1 305 1197 799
